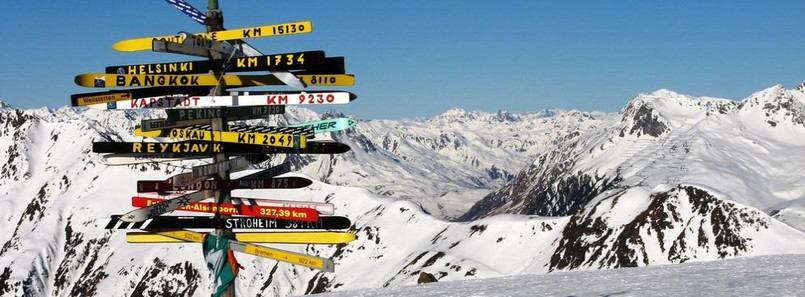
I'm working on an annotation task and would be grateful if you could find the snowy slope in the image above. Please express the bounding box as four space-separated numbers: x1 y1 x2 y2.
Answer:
314 254 805 297
2 168 801 296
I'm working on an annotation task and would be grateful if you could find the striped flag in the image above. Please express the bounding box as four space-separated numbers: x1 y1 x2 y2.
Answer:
164 0 206 25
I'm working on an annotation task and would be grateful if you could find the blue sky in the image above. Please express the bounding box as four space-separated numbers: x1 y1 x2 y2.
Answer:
0 1 803 119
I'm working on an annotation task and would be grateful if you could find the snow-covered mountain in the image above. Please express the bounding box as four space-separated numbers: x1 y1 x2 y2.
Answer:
463 85 805 223
1 83 805 296
292 107 612 218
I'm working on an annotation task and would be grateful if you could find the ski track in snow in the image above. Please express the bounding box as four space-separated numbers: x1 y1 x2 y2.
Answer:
313 254 805 297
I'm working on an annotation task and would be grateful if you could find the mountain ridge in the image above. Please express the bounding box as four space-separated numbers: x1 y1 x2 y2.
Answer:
1 84 805 296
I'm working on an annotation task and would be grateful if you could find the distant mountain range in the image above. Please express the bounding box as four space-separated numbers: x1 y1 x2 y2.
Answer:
0 83 803 296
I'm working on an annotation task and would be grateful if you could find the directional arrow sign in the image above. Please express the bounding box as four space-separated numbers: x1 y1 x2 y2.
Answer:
93 141 350 155
84 91 356 110
191 155 268 178
112 21 313 52
164 155 268 186
288 118 359 134
229 240 334 272
141 118 210 132
74 73 355 88
105 215 352 230
136 176 312 192
231 197 334 215
152 38 209 58
70 86 207 107
160 129 306 149
98 153 209 166
105 51 327 75
119 190 214 222
131 197 319 222
152 32 243 58
165 105 285 121
136 125 314 139
126 231 356 244
237 163 292 180
153 230 334 272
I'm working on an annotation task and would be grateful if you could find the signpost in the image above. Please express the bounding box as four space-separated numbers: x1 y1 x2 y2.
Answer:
72 0 362 295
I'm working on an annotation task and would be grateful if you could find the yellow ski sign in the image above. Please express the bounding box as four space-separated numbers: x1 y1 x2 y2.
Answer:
154 229 335 272
126 231 357 244
231 241 333 272
74 73 354 88
73 92 130 106
152 230 206 243
155 128 307 149
112 21 312 52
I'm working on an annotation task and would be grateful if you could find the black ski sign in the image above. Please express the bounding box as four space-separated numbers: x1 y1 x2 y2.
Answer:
165 105 285 121
105 215 352 230
106 51 327 74
191 155 269 178
93 141 351 155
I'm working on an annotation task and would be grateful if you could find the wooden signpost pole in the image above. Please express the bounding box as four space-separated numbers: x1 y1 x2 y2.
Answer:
205 1 236 297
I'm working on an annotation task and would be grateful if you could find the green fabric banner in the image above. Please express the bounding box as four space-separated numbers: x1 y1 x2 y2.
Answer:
203 234 240 297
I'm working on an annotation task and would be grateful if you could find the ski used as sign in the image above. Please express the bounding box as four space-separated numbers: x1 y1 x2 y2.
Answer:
85 91 356 110
157 230 335 272
148 230 335 272
106 51 327 75
152 36 211 58
164 155 268 186
119 190 214 222
154 128 306 148
231 197 334 215
137 176 312 192
137 125 314 140
190 155 269 178
74 73 354 88
229 240 334 272
140 107 287 132
93 141 351 155
140 118 210 132
288 117 359 134
112 21 313 52
126 231 356 244
131 197 319 222
70 86 207 107
236 163 292 180
152 32 243 58
98 153 209 166
105 215 352 230
164 105 286 121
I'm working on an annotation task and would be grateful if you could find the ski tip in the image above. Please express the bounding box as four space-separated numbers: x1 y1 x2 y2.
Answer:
118 212 143 223
74 74 104 88
112 41 137 52
73 74 84 86
348 92 358 101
